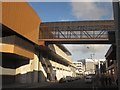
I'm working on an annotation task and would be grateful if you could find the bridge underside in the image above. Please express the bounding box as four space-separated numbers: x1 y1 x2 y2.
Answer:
41 39 112 44
39 20 115 44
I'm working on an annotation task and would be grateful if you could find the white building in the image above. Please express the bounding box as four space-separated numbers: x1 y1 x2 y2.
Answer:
47 44 76 80
73 61 83 76
78 59 106 76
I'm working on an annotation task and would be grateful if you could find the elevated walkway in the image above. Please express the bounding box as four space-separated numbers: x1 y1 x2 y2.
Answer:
39 20 115 44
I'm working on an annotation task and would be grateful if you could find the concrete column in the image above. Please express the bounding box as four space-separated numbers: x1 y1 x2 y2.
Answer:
29 52 39 83
113 1 120 87
33 52 40 83
38 53 48 82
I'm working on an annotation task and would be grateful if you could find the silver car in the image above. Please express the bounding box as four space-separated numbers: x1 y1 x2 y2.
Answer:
85 76 93 83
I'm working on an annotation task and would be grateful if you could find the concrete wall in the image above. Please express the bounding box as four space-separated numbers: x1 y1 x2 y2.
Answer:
15 53 48 83
1 51 47 85
1 2 42 85
53 44 72 63
2 44 74 86
49 60 72 80
1 36 34 59
1 2 74 83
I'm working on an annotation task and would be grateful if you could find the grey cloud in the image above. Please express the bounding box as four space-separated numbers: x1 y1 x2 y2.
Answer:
64 44 110 53
63 44 111 60
70 2 113 20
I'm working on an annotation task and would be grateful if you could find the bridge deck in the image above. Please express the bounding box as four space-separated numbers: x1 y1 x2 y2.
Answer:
39 20 115 44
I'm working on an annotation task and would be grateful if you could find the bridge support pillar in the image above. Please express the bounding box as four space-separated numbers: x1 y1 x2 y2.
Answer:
113 1 120 88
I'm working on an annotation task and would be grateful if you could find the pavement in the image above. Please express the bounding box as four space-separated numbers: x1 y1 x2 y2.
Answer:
92 79 118 89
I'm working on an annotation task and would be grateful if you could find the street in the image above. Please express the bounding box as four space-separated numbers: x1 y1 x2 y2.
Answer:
37 78 94 88
2 77 118 89
26 78 118 89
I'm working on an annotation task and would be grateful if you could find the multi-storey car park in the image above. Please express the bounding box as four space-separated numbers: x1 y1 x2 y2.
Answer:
0 1 119 88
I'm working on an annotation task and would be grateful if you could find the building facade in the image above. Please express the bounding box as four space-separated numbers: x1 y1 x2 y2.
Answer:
105 44 117 85
1 2 75 88
79 59 105 76
73 61 83 76
1 2 41 85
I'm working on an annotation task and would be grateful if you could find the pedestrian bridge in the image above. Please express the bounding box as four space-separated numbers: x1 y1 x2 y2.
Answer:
39 20 115 44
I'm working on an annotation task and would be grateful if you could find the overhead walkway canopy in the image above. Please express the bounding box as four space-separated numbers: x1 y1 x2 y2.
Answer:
39 20 115 44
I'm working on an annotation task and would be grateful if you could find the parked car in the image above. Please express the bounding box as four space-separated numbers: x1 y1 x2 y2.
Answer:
59 77 66 83
70 77 75 81
66 76 72 82
84 75 93 83
74 76 81 80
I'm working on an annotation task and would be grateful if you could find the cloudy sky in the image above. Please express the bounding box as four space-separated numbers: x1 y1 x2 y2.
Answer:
63 44 111 61
29 2 113 61
29 2 113 21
